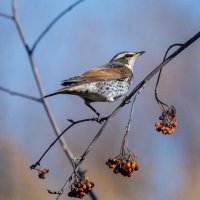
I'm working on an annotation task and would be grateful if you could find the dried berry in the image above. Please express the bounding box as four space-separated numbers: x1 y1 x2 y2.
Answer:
106 154 138 177
68 176 94 198
38 173 45 179
37 167 49 179
155 106 177 135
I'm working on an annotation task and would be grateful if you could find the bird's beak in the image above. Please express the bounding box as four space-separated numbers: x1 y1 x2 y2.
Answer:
136 51 145 57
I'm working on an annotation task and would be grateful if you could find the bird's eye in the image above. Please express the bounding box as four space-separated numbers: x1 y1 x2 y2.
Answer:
125 54 130 58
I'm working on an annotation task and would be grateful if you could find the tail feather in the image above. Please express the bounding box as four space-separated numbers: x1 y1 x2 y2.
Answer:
41 88 70 99
41 92 60 99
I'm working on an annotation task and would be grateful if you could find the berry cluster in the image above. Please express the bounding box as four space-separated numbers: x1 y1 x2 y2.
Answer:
106 155 138 177
68 176 94 198
155 106 177 135
38 168 49 179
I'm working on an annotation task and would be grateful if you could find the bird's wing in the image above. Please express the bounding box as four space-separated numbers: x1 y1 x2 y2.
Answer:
61 63 132 86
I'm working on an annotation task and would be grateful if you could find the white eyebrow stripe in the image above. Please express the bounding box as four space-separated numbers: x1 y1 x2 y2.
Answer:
113 52 133 59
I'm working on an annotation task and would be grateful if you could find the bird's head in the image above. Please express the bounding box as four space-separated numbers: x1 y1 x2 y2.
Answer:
110 51 145 70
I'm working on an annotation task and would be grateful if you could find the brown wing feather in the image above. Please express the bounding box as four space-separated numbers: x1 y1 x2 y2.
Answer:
61 63 132 86
79 67 131 80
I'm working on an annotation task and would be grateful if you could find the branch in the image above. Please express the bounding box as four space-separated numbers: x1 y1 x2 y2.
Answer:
10 1 97 199
0 86 41 103
125 92 138 137
31 0 86 53
12 1 30 52
0 12 13 20
50 31 200 198
30 117 104 169
11 0 73 166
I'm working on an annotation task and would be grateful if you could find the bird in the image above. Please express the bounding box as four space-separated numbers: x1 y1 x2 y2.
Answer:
42 51 145 118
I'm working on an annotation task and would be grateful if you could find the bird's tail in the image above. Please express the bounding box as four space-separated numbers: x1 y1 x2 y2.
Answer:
41 92 59 99
41 88 70 99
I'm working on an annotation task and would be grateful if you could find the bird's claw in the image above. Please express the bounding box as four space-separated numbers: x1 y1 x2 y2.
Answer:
96 115 109 123
96 114 102 123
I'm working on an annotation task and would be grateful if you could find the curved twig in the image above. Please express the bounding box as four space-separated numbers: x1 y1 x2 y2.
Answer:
163 43 183 61
154 43 183 110
31 0 86 53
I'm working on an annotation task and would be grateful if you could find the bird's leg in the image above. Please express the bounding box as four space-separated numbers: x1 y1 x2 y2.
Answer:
85 100 101 120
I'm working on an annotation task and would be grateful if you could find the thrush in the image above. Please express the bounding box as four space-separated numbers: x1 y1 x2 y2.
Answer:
42 51 145 117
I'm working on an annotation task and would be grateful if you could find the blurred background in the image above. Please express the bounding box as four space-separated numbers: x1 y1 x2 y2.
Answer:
0 0 200 199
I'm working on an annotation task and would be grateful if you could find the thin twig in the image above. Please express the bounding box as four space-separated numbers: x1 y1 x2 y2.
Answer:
12 1 30 52
121 93 138 153
0 86 41 103
125 93 138 136
50 31 200 198
30 117 104 169
31 0 86 53
0 12 13 19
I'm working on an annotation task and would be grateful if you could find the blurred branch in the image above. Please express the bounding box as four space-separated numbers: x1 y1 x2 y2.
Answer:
31 0 86 53
1 1 95 198
8 1 97 198
47 31 200 198
0 12 13 20
11 0 82 169
0 86 41 102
